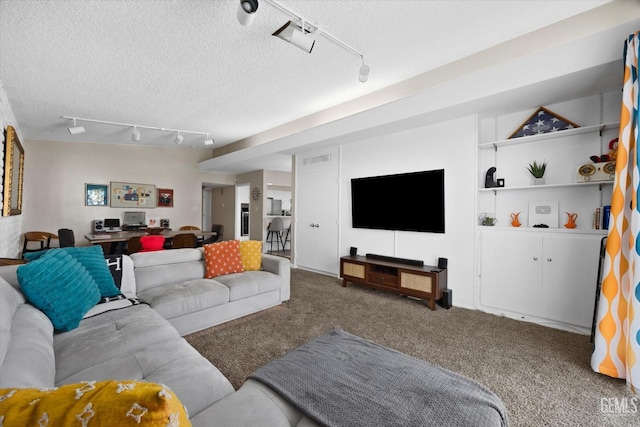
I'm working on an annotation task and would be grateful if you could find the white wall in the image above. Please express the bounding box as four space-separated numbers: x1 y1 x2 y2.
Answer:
0 80 23 258
339 115 477 308
21 139 234 247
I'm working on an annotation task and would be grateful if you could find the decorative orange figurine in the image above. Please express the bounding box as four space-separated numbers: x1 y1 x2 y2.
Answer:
565 212 578 229
510 212 521 227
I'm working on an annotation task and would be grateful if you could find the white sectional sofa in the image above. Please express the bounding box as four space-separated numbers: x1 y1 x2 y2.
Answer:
0 247 309 426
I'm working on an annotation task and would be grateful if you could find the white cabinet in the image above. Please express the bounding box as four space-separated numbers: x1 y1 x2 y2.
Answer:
479 229 602 330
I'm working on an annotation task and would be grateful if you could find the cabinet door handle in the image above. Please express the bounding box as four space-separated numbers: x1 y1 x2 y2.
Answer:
547 258 552 262
533 257 538 261
310 223 319 228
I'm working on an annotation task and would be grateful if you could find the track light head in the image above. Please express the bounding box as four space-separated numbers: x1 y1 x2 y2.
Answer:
359 63 370 83
67 118 86 135
175 133 184 145
237 0 258 26
273 21 315 53
132 126 141 142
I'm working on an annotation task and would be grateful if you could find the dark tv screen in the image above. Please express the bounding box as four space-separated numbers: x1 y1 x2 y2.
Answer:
351 169 445 233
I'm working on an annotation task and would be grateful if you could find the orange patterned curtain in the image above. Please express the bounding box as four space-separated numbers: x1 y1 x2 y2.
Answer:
591 31 640 393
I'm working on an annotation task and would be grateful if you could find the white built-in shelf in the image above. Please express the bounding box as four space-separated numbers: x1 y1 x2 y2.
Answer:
479 226 608 235
478 121 620 150
478 181 614 192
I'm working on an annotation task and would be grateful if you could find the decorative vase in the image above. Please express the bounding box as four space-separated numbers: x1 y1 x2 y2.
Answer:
564 212 578 229
510 212 521 227
534 177 545 185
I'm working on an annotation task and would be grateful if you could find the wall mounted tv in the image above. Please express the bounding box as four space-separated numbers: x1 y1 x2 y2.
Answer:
351 169 445 233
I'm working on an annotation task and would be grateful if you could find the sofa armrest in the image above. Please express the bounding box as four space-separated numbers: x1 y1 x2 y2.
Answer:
261 254 290 302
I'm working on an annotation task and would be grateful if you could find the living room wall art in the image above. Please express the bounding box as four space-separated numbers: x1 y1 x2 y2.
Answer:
157 188 173 207
509 106 580 139
2 125 24 216
85 183 108 206
110 181 156 208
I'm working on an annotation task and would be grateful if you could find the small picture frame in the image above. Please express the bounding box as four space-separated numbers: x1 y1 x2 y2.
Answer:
157 188 173 207
85 183 108 206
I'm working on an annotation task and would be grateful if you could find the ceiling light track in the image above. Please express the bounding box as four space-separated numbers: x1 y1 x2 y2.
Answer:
238 0 370 82
61 116 214 146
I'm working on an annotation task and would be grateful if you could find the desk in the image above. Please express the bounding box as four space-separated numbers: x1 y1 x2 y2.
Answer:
85 230 217 254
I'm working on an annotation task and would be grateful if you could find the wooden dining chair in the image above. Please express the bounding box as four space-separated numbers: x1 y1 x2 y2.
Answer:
180 226 203 246
126 236 143 255
172 233 197 249
22 231 58 257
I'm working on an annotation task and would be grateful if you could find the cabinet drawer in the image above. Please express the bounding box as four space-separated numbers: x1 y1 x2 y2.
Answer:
399 272 433 295
368 272 397 287
342 261 365 279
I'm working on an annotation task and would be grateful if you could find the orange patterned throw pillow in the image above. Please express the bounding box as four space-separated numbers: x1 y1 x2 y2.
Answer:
239 240 262 271
204 240 244 278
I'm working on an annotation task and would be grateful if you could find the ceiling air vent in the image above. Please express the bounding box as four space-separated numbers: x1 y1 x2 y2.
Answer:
303 154 332 165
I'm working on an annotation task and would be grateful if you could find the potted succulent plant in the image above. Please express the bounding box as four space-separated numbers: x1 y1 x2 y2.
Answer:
527 160 547 185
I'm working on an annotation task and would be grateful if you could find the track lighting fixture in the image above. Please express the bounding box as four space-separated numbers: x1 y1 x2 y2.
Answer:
67 118 86 135
359 60 370 83
237 0 259 26
272 20 315 54
132 126 141 142
61 116 214 146
238 0 369 82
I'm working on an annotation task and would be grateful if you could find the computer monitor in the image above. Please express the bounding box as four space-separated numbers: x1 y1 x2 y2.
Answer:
104 218 120 229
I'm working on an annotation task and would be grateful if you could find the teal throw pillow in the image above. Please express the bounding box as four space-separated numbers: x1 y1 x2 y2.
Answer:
17 249 101 331
25 246 120 298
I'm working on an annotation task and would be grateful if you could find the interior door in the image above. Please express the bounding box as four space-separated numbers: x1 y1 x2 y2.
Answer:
295 147 340 275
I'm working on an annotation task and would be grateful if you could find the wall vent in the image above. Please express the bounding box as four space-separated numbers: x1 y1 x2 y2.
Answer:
303 154 332 165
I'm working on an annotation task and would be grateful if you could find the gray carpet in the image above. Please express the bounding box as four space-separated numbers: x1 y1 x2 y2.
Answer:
185 268 638 427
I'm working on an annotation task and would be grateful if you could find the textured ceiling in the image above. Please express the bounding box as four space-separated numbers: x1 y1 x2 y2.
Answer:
0 0 612 173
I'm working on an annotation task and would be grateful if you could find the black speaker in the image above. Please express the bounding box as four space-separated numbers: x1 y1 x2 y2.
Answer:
438 257 448 269
350 247 357 256
93 220 104 233
160 219 170 228
440 289 452 309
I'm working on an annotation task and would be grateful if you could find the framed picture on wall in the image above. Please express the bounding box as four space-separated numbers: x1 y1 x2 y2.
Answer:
157 188 173 207
110 181 156 208
85 183 108 206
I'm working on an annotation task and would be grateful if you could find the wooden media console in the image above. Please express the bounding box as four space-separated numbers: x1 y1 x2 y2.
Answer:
339 255 447 310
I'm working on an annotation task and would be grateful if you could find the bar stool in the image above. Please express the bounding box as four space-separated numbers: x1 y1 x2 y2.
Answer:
266 218 284 253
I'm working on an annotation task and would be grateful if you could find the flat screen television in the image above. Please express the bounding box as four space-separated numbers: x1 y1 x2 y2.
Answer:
351 169 445 233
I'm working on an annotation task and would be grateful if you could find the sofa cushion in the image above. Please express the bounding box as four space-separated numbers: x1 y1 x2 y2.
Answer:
0 278 24 367
239 240 263 271
214 270 282 301
0 304 55 389
17 250 101 331
138 279 230 320
0 379 190 427
53 305 235 417
204 240 244 278
25 246 121 298
131 249 204 292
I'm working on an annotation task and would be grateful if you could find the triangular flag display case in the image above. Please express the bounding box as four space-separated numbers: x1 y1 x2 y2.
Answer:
509 106 580 139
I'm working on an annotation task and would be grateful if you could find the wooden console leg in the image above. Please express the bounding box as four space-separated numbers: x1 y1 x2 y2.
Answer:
342 279 348 287
428 298 436 311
